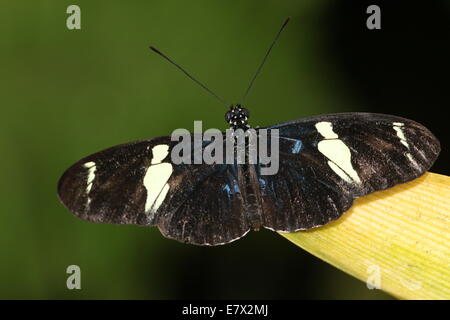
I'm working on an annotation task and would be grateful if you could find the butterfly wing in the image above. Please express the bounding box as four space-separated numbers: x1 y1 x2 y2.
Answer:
258 112 440 231
157 163 250 245
58 112 440 243
57 136 250 245
58 136 179 225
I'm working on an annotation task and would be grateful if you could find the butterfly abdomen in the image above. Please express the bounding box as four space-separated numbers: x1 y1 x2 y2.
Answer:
236 164 265 230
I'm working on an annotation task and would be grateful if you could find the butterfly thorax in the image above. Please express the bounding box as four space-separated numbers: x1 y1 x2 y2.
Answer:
225 104 250 130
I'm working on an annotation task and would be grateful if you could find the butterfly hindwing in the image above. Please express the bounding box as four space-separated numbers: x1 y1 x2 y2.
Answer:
257 152 355 232
157 164 250 245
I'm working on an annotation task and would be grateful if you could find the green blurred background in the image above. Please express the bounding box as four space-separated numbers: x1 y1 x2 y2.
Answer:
1 0 448 299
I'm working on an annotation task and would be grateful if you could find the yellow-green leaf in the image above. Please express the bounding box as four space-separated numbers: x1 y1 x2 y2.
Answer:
281 172 450 299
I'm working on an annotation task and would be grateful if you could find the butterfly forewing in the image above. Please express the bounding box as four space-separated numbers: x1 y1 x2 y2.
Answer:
58 137 177 225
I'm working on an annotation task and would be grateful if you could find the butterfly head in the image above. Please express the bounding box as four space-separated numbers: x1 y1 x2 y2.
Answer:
225 104 250 130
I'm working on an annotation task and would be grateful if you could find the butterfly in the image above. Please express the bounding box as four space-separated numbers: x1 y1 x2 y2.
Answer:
57 18 440 246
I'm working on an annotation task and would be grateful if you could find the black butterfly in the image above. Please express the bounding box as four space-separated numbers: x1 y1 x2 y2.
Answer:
57 18 440 246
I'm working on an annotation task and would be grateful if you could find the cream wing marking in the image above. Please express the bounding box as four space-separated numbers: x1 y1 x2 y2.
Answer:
393 122 409 148
315 122 338 139
83 161 96 205
315 121 361 184
143 144 173 217
393 122 419 167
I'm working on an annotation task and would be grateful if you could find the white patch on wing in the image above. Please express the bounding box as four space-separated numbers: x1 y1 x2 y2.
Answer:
393 122 409 148
393 122 418 167
83 161 96 205
315 121 338 139
143 144 173 217
406 153 415 162
327 161 352 182
151 144 169 164
315 121 361 184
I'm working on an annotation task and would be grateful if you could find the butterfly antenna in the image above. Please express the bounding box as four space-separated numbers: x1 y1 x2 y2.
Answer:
240 17 290 105
149 46 230 107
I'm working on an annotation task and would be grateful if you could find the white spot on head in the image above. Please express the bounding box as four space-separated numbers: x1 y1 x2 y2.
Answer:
315 122 361 183
144 144 173 217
